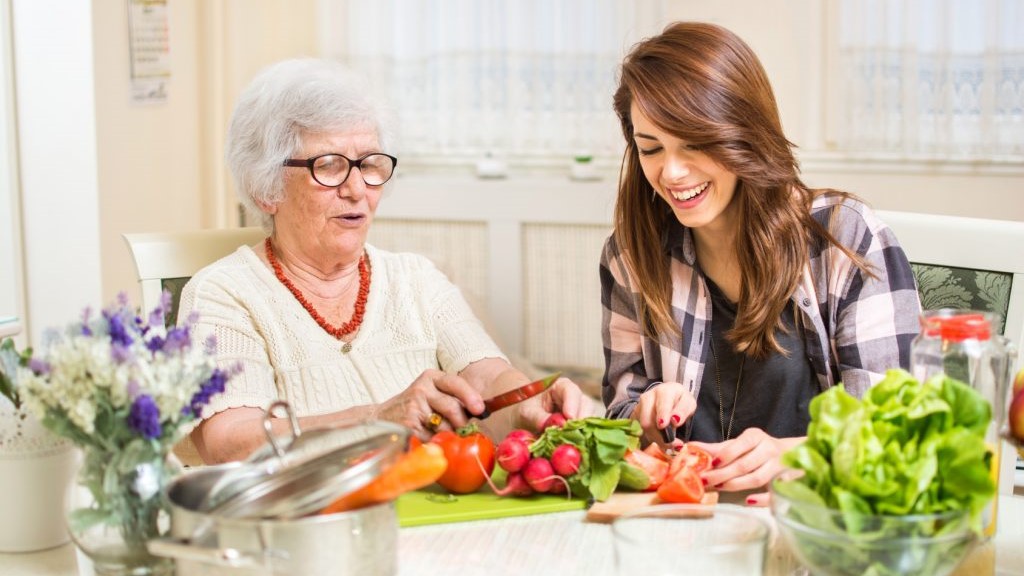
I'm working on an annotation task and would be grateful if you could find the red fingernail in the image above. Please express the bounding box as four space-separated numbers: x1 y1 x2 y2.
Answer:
711 458 721 467
746 497 757 505
671 414 681 424
701 478 708 486
657 418 664 426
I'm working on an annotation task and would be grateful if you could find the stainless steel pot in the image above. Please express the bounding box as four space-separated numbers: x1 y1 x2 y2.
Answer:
149 462 398 575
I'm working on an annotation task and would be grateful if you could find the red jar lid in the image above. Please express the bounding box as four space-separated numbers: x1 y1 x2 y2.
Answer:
921 313 991 342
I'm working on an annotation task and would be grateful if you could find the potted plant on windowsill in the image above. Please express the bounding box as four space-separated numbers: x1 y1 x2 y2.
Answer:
0 337 77 552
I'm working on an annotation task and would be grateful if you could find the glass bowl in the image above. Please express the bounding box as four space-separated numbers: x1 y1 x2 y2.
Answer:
770 469 978 576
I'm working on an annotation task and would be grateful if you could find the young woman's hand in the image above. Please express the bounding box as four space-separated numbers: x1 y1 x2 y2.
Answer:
632 381 697 447
689 428 804 496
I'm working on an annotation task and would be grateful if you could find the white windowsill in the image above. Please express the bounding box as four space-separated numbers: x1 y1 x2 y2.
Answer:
396 150 1024 180
0 316 20 339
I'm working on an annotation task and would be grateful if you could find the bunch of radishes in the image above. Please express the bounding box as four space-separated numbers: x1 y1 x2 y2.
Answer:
480 416 646 501
487 425 582 496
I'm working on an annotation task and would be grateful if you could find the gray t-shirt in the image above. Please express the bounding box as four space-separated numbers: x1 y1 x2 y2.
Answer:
687 277 818 442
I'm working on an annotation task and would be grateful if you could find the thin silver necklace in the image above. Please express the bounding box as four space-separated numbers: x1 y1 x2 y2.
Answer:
709 323 746 441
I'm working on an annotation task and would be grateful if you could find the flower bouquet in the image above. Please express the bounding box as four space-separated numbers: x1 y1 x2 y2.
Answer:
18 292 236 575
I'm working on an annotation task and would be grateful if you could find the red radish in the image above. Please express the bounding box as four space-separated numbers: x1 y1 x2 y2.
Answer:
506 429 536 445
522 457 557 493
500 472 535 497
550 444 581 477
496 437 530 473
474 451 535 497
541 413 567 430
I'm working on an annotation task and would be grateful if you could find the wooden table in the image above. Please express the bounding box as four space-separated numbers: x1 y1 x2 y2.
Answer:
3 495 1023 575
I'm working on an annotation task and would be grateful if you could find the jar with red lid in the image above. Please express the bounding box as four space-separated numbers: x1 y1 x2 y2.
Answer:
910 309 1012 538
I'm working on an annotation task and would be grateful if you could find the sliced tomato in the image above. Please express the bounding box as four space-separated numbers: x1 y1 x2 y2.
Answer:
623 448 669 491
668 444 712 478
657 467 704 503
642 442 672 463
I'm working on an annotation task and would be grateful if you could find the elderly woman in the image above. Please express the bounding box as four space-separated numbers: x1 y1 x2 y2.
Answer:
179 58 588 463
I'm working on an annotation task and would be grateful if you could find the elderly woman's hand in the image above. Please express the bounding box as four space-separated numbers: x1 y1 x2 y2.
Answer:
374 368 486 441
514 376 592 432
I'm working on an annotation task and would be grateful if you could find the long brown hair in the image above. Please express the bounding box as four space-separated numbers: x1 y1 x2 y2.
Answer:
612 22 871 358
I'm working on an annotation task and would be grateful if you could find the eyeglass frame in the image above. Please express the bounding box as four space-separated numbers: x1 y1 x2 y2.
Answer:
282 152 399 187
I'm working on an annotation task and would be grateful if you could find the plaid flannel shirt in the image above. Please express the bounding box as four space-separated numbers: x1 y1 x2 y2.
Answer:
600 195 921 420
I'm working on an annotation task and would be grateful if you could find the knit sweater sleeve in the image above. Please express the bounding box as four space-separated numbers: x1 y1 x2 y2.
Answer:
177 247 283 417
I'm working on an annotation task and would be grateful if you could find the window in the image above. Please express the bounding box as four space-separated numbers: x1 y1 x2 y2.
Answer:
319 0 667 167
0 0 22 330
832 0 1024 160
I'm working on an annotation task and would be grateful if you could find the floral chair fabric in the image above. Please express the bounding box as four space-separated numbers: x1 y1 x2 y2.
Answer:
160 277 190 327
911 263 1012 335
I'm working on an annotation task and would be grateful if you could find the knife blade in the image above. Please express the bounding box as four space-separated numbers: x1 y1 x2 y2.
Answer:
472 372 562 420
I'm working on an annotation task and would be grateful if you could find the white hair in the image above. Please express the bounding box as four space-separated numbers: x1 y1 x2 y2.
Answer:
225 58 398 231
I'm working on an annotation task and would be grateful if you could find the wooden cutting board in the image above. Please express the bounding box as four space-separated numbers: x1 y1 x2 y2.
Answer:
584 490 719 523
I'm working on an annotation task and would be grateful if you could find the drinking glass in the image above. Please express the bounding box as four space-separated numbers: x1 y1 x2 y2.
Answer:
611 504 769 575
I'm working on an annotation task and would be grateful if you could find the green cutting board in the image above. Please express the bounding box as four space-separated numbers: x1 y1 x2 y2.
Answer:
396 481 587 527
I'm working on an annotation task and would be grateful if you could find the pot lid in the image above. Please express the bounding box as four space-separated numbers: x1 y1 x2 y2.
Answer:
198 400 409 519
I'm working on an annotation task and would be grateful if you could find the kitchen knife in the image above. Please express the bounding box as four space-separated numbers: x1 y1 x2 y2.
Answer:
472 372 562 419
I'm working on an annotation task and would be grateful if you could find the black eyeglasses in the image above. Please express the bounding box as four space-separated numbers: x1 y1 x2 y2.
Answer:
283 153 398 187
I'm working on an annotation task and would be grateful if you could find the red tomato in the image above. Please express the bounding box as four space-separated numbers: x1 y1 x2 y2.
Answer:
624 448 669 491
641 443 672 463
430 425 496 494
668 444 712 478
657 467 704 503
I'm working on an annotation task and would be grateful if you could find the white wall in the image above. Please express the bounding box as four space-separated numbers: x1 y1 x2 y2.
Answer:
92 1 206 309
12 0 102 343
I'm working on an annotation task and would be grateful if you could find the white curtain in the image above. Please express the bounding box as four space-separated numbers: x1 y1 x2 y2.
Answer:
836 0 1024 158
319 0 666 164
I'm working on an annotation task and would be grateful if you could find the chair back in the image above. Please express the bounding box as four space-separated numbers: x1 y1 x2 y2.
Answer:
879 210 1024 495
122 227 266 324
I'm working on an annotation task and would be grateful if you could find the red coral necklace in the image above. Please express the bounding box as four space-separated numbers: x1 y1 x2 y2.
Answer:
264 237 370 339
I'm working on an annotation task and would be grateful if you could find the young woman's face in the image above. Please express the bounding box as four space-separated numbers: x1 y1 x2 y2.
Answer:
630 103 738 232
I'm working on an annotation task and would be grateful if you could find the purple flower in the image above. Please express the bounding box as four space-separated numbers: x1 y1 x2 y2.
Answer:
147 291 172 328
105 310 133 347
79 307 94 336
145 335 165 353
110 342 133 364
203 335 217 356
128 394 162 439
186 368 230 417
163 325 191 353
28 357 50 376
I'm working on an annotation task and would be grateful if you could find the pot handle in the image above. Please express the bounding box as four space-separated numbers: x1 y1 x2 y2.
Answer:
148 536 289 569
263 400 301 459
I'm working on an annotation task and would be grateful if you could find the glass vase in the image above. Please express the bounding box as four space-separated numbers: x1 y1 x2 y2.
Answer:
67 446 180 576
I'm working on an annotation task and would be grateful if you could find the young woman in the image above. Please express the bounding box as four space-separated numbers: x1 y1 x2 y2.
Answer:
600 22 920 497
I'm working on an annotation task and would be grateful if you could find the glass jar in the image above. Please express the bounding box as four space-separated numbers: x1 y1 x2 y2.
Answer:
910 309 1012 538
67 447 179 576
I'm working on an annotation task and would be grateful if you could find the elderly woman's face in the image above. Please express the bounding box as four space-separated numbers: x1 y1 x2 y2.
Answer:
270 126 385 265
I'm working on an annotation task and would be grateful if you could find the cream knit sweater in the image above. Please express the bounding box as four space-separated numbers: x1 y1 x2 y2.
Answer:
177 244 507 420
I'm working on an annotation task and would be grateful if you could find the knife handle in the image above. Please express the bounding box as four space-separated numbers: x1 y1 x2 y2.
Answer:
661 422 676 444
463 406 491 421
